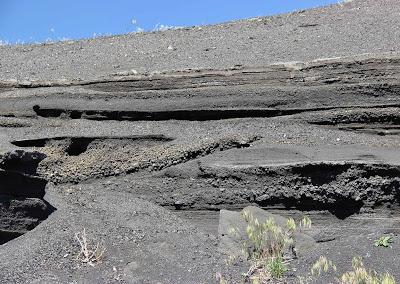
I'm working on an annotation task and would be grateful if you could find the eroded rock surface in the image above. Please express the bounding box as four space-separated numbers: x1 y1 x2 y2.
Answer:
0 150 54 244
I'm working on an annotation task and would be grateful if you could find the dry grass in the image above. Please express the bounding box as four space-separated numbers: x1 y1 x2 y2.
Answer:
225 210 312 283
340 257 395 284
75 228 106 266
303 256 396 284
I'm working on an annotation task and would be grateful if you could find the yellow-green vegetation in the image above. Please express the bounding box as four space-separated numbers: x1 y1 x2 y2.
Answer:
228 210 312 283
340 257 395 284
311 256 337 276
267 256 288 279
305 256 396 284
221 212 396 284
374 235 393 248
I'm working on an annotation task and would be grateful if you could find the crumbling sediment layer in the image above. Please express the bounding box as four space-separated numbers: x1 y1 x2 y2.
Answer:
10 135 258 183
120 146 400 219
0 150 55 244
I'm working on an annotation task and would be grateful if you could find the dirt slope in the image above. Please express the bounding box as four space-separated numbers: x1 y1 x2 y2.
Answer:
0 0 399 81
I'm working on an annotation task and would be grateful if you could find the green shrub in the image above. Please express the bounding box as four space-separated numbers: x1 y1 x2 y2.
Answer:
374 235 393 248
267 256 288 279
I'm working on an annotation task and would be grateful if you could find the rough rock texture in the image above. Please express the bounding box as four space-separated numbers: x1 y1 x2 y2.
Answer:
130 145 400 215
0 150 54 244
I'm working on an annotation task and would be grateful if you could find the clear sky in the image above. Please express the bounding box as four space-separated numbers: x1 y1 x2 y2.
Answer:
0 0 340 44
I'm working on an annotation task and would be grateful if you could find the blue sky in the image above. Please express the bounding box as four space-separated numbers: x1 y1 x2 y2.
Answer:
0 0 339 44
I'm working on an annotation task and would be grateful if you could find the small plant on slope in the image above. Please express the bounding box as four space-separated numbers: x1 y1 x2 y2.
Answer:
267 256 288 279
306 256 396 284
75 228 106 267
374 235 393 248
340 256 395 284
311 256 337 277
228 210 312 283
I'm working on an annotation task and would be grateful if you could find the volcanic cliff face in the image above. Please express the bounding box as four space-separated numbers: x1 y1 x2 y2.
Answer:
0 150 54 244
0 0 399 283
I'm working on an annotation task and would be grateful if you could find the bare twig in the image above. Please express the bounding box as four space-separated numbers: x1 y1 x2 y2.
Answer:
75 228 106 266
